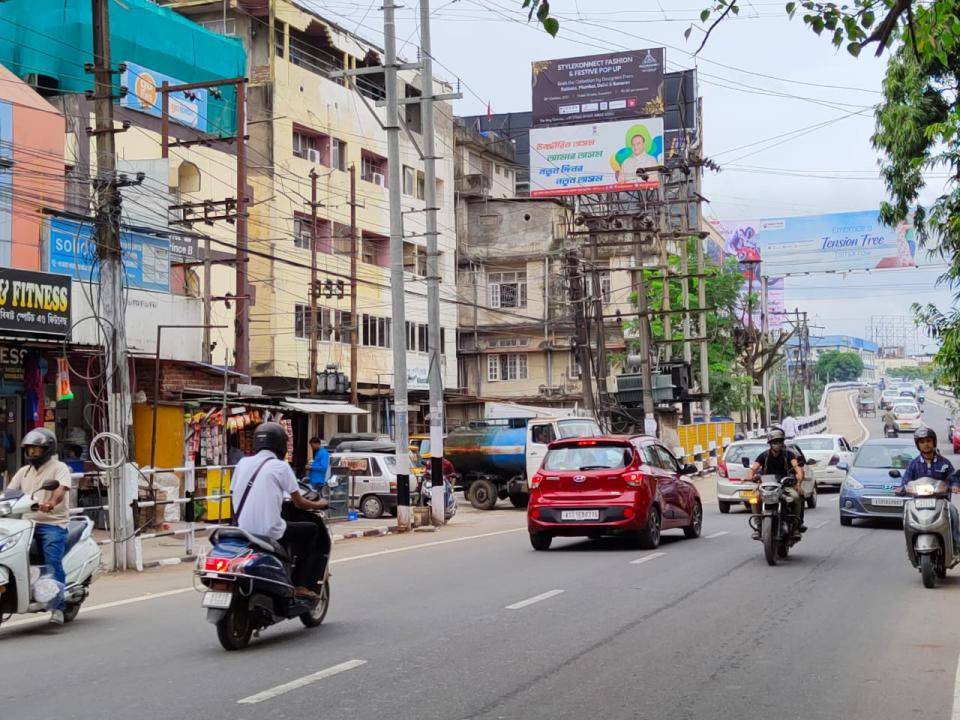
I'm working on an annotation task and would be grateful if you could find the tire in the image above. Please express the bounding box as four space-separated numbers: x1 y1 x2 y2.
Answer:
762 515 778 566
216 607 253 651
718 501 731 514
921 553 937 589
360 494 384 519
300 580 331 628
683 501 703 539
469 479 498 511
806 489 818 509
937 557 948 579
530 532 552 551
840 515 853 527
61 603 82 624
508 493 529 509
777 541 789 559
637 506 662 550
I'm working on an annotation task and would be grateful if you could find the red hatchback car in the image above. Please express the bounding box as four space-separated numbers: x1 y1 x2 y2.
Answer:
527 435 703 551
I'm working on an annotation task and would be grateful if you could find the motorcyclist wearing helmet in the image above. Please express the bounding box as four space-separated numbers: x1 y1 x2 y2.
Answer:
7 428 72 624
230 422 328 600
748 428 807 538
899 427 960 548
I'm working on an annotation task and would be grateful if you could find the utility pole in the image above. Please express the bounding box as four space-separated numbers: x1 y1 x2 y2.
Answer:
588 234 609 422
91 0 134 570
383 0 412 531
633 223 655 420
660 241 671 361
419 0 448 525
801 310 811 416
681 239 692 366
566 251 596 418
234 82 249 376
761 274 771 428
309 169 319 396
695 182 710 421
349 164 359 415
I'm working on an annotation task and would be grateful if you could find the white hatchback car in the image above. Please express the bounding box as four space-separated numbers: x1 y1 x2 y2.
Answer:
717 439 818 513
792 434 855 489
891 401 923 433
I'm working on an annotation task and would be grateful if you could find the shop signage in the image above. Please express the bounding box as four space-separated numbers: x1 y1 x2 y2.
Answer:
532 48 665 127
0 345 27 382
120 61 209 132
0 268 71 338
48 216 171 292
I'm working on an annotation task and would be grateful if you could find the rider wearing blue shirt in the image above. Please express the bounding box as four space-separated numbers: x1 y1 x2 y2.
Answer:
900 427 960 548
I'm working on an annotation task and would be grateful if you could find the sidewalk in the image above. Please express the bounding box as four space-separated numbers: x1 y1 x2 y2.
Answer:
826 389 869 444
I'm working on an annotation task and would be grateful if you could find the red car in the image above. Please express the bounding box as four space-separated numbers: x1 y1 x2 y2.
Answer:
526 435 703 551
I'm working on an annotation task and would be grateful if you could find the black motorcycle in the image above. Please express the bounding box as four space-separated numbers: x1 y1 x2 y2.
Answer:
741 459 803 566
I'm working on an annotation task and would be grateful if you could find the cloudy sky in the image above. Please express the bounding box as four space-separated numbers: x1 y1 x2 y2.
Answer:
308 0 952 351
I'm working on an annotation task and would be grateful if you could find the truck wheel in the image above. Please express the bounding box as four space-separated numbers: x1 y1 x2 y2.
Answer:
509 493 528 509
470 479 498 510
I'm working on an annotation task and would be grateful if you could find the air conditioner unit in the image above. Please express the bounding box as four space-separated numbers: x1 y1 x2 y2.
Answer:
306 148 322 164
372 172 386 187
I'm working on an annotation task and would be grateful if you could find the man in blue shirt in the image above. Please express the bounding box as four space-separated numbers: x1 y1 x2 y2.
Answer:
308 436 330 488
900 427 960 548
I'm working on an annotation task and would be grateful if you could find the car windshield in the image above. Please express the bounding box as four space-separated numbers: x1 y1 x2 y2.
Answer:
894 404 919 414
794 438 835 452
543 445 631 471
556 420 602 439
854 444 916 469
724 443 767 463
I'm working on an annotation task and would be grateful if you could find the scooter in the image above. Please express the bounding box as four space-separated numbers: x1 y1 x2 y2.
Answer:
902 476 960 588
884 423 899 438
196 483 331 651
0 479 101 626
416 473 458 522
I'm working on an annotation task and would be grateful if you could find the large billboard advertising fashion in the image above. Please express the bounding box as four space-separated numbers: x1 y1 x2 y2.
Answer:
529 117 664 197
532 48 665 127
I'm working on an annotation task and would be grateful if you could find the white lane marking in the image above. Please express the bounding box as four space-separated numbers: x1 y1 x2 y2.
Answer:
237 659 367 705
952 651 960 720
815 520 829 529
705 531 729 539
1 528 526 631
629 552 666 565
505 589 564 610
846 390 871 445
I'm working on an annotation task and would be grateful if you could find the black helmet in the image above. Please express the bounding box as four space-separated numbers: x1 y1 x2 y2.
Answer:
913 426 937 447
767 428 786 444
252 422 288 459
22 427 57 468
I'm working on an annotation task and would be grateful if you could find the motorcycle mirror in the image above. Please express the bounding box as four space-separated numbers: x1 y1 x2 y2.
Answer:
741 457 751 469
40 479 60 492
889 469 902 478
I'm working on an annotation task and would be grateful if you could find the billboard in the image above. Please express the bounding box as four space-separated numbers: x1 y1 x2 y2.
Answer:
710 210 922 276
0 268 71 337
530 118 664 197
47 216 171 293
121 61 208 132
532 48 665 127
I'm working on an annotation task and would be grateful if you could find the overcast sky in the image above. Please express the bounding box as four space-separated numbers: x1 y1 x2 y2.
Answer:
309 0 952 351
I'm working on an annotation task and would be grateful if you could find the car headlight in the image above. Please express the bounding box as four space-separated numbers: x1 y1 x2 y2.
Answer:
0 529 27 553
843 476 864 490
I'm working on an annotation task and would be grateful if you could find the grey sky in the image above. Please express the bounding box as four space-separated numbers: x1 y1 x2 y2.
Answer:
310 0 953 347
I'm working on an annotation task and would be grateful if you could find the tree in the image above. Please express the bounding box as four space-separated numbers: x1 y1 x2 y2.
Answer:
815 350 864 382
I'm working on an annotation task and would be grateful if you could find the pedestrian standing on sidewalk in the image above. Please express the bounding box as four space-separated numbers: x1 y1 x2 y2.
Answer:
308 436 330 488
781 415 799 440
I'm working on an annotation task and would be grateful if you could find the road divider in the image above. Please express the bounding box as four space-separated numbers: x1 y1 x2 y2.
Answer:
237 659 367 704
505 589 564 610
629 552 666 565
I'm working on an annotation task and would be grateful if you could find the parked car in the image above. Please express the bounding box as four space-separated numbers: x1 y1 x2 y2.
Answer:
526 435 702 550
838 438 917 526
717 438 818 512
793 434 855 489
880 389 902 409
952 424 960 454
330 449 422 519
891 401 923 433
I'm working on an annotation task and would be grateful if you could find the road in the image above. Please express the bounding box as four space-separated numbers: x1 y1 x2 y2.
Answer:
2 393 960 720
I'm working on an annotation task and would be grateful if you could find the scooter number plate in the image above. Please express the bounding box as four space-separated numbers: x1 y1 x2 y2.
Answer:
201 591 232 609
915 498 937 509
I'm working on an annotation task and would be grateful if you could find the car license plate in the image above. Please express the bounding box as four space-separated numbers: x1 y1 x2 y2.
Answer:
870 496 903 507
201 591 233 609
738 490 755 498
561 509 600 521
915 498 937 509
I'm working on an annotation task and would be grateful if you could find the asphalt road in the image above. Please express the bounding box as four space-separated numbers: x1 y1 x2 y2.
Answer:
2 395 960 720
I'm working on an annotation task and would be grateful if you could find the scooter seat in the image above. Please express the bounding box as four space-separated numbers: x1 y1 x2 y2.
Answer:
209 527 290 561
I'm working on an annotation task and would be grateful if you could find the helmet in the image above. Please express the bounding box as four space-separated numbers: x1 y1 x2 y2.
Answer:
22 428 57 468
767 428 786 444
253 422 288 459
913 426 937 447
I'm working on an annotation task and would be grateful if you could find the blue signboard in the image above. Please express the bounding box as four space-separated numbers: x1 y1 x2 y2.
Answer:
120 61 208 132
47 217 170 292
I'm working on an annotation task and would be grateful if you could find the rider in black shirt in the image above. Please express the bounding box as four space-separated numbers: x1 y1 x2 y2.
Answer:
748 428 807 538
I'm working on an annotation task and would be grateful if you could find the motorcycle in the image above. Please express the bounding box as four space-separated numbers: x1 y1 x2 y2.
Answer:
884 423 899 438
741 459 803 566
0 479 101 626
196 482 331 650
901 476 960 588
416 473 458 522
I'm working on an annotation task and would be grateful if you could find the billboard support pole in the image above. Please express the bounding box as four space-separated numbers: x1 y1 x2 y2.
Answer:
761 275 771 428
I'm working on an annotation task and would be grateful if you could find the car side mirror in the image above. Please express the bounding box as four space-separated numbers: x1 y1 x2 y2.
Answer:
837 462 849 472
682 463 698 476
852 446 859 452
889 469 902 478
741 457 751 469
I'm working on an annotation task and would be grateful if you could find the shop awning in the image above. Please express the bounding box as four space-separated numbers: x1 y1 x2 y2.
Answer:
281 400 368 415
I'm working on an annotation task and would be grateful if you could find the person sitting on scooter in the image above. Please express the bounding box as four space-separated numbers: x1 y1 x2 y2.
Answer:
748 428 807 538
898 427 960 549
232 422 328 601
6 428 72 625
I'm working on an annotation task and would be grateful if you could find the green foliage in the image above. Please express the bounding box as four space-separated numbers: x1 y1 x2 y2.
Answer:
886 364 935 382
913 303 960 395
815 350 865 382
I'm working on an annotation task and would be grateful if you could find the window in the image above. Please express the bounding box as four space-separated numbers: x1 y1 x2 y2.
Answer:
318 308 332 341
361 151 388 186
403 166 415 196
361 314 391 348
369 457 383 476
293 127 329 164
654 446 680 473
586 270 611 303
490 337 529 348
488 271 527 309
294 303 313 339
274 21 285 57
331 138 347 171
334 311 353 344
361 232 389 267
568 350 582 378
495 164 502 176
404 84 422 134
488 353 528 382
202 18 238 36
531 424 556 445
416 170 425 200
403 242 427 277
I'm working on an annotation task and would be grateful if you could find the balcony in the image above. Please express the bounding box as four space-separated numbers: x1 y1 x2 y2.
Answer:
457 173 492 197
